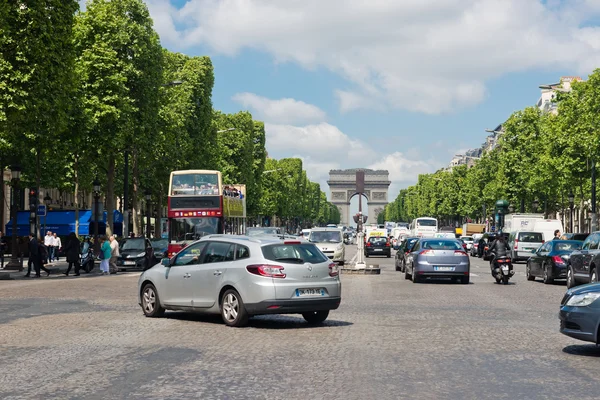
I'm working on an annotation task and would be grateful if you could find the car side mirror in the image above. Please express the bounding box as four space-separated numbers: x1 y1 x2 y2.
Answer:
161 257 171 267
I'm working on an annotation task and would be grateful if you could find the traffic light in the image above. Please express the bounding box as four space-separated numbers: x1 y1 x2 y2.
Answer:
29 188 39 208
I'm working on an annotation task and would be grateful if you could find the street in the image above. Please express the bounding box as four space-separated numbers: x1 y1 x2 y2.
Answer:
1 245 599 400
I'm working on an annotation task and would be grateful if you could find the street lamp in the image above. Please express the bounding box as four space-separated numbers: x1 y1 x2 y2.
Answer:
93 176 101 255
145 189 152 238
532 199 539 213
508 205 515 214
217 128 236 133
568 191 575 233
161 80 183 87
5 165 22 271
43 193 51 236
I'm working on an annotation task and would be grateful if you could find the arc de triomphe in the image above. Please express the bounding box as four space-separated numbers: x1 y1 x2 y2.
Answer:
327 169 391 226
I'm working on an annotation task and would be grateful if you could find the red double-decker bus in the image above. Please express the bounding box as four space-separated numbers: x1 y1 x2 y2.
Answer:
167 169 246 257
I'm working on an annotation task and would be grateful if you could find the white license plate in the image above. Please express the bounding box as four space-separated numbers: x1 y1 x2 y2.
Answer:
502 265 509 271
295 288 325 297
374 249 383 252
123 261 136 265
524 248 535 251
434 266 455 271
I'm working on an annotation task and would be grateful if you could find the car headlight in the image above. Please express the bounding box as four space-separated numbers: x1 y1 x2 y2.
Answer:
136 252 146 258
566 292 600 307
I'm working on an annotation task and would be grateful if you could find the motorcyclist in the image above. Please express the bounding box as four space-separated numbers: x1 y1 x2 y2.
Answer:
477 235 487 258
488 234 510 275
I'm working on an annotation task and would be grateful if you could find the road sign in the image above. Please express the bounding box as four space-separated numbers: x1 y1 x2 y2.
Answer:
37 204 47 217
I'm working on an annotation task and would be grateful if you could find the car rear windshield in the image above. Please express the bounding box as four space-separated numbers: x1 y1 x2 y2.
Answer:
462 237 473 241
554 242 582 251
368 237 388 244
518 232 543 242
261 243 329 264
421 240 462 250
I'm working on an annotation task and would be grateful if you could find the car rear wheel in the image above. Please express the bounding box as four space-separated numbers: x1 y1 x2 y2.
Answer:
591 268 598 284
542 264 554 285
412 270 420 283
526 262 535 281
221 289 249 327
141 283 165 318
404 267 411 280
567 267 575 289
302 310 329 324
461 275 470 284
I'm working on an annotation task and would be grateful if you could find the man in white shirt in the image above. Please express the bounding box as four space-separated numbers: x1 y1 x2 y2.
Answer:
53 233 62 262
44 231 54 262
109 235 120 274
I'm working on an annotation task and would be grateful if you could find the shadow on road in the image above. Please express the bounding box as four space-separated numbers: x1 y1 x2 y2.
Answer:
164 312 353 330
562 344 600 357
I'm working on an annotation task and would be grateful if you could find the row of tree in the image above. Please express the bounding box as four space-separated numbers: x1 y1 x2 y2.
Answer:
383 70 600 226
0 0 339 234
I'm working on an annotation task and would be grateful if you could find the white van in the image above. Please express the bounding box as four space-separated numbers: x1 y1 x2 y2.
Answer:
508 231 544 262
532 219 564 242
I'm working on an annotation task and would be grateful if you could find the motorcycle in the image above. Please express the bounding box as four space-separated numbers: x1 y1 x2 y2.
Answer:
80 241 95 273
491 256 514 284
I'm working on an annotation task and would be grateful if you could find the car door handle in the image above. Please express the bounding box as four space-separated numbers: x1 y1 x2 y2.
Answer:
184 273 191 278
213 271 222 276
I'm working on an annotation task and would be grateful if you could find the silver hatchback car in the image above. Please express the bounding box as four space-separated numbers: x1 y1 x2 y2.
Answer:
404 238 470 284
138 235 342 327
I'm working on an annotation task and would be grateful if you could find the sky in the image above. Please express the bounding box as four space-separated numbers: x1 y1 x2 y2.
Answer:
81 0 600 207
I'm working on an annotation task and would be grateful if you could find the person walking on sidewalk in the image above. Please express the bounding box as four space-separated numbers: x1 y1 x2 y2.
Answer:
44 231 54 262
100 237 112 275
109 235 119 275
53 233 62 261
0 231 6 269
25 234 50 278
63 232 81 276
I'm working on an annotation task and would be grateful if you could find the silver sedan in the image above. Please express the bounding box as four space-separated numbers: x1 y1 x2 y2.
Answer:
137 235 342 327
404 238 470 284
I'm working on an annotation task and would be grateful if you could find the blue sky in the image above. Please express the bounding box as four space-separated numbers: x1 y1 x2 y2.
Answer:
111 0 600 204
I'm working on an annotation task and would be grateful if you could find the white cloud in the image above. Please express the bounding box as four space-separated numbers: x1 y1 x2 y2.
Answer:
153 0 600 114
232 92 326 124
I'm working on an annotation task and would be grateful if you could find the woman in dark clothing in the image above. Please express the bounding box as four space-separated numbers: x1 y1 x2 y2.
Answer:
63 232 81 276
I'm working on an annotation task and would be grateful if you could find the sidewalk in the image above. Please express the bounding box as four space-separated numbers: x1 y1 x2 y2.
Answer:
0 259 102 280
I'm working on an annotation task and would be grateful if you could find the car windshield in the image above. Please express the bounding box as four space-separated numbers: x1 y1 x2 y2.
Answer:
421 240 462 250
519 232 543 242
554 242 582 251
122 239 146 251
247 227 280 236
150 239 168 249
309 231 342 243
261 243 329 264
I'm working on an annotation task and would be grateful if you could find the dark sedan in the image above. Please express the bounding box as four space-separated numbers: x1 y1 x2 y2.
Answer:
395 237 419 272
365 236 391 258
150 238 168 260
560 282 600 343
117 237 156 270
526 240 583 284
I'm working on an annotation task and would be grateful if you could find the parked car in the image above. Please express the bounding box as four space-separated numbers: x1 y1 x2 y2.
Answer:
395 237 419 272
150 238 168 260
508 231 545 262
404 238 470 284
117 237 156 270
567 232 600 288
365 236 391 258
526 240 583 284
460 236 474 251
560 282 600 343
137 235 342 326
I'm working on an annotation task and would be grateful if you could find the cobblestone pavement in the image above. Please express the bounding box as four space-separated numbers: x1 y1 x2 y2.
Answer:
1 245 599 399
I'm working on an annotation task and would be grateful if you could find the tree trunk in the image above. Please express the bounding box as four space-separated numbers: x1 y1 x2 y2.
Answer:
36 147 41 239
154 187 162 238
74 156 80 236
132 151 140 235
106 154 115 236
0 163 4 229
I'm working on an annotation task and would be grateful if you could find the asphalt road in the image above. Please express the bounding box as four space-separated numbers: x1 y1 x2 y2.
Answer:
1 245 599 399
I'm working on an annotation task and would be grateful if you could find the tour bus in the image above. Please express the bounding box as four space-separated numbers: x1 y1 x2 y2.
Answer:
409 217 438 238
167 169 246 257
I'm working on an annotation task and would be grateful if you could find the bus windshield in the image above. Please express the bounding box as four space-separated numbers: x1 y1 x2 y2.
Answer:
170 217 221 241
171 173 220 196
417 219 437 227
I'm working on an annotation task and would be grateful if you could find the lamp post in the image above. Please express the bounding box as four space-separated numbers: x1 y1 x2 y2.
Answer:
43 194 51 236
508 205 515 214
145 189 152 238
568 191 574 233
5 165 22 271
532 199 539 213
93 177 101 255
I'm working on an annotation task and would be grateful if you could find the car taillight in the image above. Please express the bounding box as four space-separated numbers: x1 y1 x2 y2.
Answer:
514 239 518 250
385 242 390 247
420 249 432 255
246 264 286 278
366 242 371 247
329 262 339 277
454 250 467 256
552 255 565 265
541 240 545 244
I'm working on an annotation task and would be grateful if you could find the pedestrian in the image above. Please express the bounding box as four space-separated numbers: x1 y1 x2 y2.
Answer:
44 231 54 262
143 240 153 271
100 237 112 275
25 234 50 277
553 230 561 240
109 235 119 274
53 233 62 261
0 231 6 269
63 232 81 276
